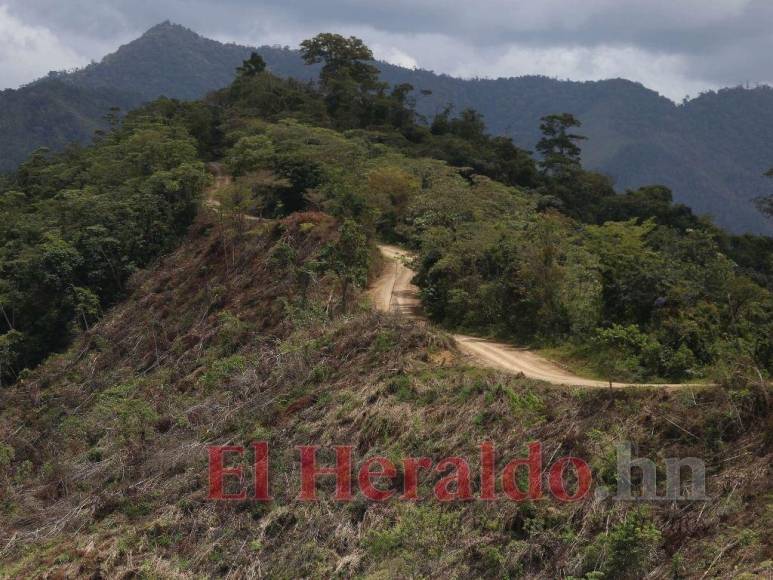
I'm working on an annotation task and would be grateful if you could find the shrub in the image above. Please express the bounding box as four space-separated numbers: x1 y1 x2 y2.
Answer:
583 510 662 578
93 382 159 441
199 355 247 389
225 135 275 176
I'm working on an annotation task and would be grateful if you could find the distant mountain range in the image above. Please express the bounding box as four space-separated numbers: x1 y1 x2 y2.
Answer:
2 21 771 235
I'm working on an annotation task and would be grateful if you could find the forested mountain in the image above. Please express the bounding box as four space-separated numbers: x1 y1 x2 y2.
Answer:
1 21 772 234
0 23 252 172
63 22 259 101
0 80 141 173
383 72 773 236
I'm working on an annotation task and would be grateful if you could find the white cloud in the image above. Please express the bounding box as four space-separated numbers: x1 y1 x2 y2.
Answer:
0 0 770 100
0 4 88 88
314 28 714 101
447 43 716 101
372 45 418 70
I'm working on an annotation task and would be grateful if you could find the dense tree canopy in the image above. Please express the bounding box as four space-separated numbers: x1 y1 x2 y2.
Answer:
236 52 267 77
0 108 208 383
300 33 380 89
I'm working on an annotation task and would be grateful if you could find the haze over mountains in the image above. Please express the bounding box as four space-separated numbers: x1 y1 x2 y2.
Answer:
1 21 771 235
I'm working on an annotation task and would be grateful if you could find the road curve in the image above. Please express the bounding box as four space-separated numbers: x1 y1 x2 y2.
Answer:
370 245 696 389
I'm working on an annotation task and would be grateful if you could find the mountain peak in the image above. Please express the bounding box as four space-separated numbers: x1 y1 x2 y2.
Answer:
141 20 199 39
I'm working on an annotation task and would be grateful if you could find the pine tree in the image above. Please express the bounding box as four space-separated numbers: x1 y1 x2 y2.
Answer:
536 113 587 176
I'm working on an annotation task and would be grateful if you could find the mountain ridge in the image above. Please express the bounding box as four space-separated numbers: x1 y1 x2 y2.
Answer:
1 21 771 234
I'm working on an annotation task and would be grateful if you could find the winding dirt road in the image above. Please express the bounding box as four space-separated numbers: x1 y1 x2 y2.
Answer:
203 165 696 389
371 245 695 388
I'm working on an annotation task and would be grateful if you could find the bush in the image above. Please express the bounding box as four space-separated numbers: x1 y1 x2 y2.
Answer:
93 382 159 441
225 135 275 176
583 510 662 578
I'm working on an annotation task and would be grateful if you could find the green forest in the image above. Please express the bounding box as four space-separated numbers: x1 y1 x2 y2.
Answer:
2 22 773 235
0 112 209 384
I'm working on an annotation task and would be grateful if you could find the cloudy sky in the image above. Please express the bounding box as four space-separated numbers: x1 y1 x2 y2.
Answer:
1 0 771 101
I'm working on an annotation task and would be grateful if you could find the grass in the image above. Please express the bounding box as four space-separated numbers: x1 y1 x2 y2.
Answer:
536 344 611 381
0 200 768 579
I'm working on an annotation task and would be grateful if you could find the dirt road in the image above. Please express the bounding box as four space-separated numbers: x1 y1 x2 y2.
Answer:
371 245 694 388
205 163 232 207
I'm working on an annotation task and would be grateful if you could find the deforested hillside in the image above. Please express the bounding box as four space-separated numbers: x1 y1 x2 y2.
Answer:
0 34 771 579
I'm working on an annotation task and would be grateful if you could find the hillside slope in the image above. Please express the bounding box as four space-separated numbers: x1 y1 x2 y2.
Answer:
0 80 141 171
1 192 769 578
0 23 251 172
1 23 771 234
371 69 773 235
65 22 256 102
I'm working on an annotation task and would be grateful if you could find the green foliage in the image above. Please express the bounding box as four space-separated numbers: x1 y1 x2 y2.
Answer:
2 22 772 236
299 33 379 89
0 331 24 388
0 443 14 470
322 219 370 312
386 374 414 401
421 107 540 189
0 80 142 174
299 33 384 128
2 30 771 391
536 113 586 175
365 165 420 237
0 111 207 383
225 135 275 176
583 510 662 578
591 324 662 380
365 505 460 575
401 155 770 379
93 382 159 441
199 355 247 389
236 52 267 77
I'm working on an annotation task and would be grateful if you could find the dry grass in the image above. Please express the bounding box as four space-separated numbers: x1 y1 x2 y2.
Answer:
0 210 770 579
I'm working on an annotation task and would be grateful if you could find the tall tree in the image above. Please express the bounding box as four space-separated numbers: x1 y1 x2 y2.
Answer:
236 52 267 77
536 113 587 176
300 34 385 126
299 34 379 89
323 219 369 313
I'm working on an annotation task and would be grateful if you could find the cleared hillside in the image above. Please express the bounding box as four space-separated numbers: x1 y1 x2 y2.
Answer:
1 184 769 578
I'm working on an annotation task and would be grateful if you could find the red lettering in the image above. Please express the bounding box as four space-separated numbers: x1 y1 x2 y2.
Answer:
208 445 247 500
480 442 497 500
252 441 272 501
549 457 592 502
502 442 543 501
400 457 432 500
297 445 353 501
359 456 397 501
434 457 473 502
